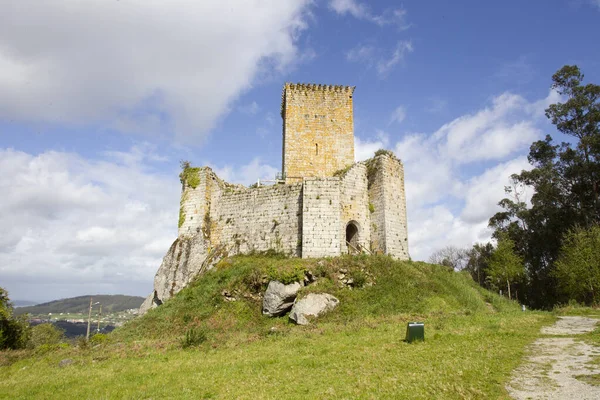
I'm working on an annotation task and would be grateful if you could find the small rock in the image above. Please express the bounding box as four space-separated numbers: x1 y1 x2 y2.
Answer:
58 359 73 368
346 278 354 285
289 293 339 325
305 270 315 283
339 268 348 274
337 274 346 280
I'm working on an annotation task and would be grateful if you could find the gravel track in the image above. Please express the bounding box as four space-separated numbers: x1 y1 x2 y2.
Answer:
507 316 600 400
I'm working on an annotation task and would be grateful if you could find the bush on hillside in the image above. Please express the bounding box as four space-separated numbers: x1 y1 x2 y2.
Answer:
0 287 30 350
28 323 64 349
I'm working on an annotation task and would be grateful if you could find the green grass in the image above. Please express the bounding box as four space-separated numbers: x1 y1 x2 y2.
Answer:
0 255 554 399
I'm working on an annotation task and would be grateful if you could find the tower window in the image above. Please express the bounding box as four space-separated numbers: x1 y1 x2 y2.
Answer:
316 143 319 155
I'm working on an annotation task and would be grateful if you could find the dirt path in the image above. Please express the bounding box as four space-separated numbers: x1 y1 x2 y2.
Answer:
507 316 600 400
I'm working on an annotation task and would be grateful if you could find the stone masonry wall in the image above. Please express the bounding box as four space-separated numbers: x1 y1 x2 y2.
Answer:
282 83 355 182
367 155 409 260
210 183 303 256
301 178 341 258
178 168 209 237
368 158 387 254
339 163 370 254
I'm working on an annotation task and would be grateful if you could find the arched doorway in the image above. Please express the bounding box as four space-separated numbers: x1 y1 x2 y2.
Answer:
346 221 359 253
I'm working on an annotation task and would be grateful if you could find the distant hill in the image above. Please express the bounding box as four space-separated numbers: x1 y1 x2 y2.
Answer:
14 294 145 315
13 300 38 308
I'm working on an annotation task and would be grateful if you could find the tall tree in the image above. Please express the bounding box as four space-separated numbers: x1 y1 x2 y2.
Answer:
487 234 524 300
489 65 600 308
553 225 600 305
464 242 494 287
0 287 30 350
428 246 469 270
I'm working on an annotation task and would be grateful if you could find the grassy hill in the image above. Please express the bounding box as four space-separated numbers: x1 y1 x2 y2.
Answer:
14 294 144 316
1 255 554 399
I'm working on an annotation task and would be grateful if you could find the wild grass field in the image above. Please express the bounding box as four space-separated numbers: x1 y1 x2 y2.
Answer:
0 255 554 399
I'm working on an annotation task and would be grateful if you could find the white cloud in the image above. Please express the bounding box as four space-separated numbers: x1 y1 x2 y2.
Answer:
377 41 413 76
0 145 283 302
211 158 279 186
390 105 406 124
0 146 179 302
460 157 532 224
426 96 448 114
329 0 410 28
355 132 389 161
0 1 312 142
433 92 545 164
238 101 261 116
347 41 413 77
389 90 558 261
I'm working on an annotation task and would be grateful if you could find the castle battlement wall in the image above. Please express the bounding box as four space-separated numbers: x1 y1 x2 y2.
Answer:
301 177 341 258
282 82 355 182
367 154 409 259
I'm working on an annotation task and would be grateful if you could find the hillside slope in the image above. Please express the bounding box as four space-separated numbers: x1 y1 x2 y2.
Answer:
2 254 554 399
14 295 144 316
116 254 517 342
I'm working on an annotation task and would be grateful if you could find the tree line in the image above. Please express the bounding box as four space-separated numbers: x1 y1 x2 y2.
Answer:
429 65 600 309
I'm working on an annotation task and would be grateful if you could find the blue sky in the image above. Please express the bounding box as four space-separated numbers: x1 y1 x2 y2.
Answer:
1 0 599 302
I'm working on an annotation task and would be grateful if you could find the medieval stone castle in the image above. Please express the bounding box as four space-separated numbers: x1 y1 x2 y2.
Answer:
140 83 409 313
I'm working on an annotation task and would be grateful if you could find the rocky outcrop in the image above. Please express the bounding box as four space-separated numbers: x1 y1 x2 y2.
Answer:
262 281 302 317
289 293 339 325
139 235 229 314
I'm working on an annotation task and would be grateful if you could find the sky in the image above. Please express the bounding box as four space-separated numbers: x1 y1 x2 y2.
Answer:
1 0 599 303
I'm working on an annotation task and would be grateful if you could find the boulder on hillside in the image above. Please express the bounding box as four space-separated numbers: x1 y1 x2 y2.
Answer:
289 293 339 325
262 281 302 317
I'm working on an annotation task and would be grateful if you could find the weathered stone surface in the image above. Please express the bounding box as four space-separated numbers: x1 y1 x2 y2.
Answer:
139 235 228 315
289 293 339 325
262 281 302 317
282 83 355 182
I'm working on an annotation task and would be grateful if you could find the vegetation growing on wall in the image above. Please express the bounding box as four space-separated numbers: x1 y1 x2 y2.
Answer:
333 164 353 177
179 160 201 189
374 149 395 158
178 207 186 228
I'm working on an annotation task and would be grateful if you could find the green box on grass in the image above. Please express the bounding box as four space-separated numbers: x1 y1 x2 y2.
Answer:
405 322 424 343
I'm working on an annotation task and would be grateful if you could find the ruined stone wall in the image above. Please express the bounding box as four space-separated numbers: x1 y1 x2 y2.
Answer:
339 163 370 254
178 168 210 238
282 83 355 182
301 178 341 258
367 155 409 260
210 183 303 256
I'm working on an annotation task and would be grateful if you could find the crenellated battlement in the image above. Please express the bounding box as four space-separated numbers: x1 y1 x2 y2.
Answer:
281 83 355 117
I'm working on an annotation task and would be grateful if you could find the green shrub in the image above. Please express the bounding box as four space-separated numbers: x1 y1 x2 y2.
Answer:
181 327 208 348
90 333 108 346
0 288 30 350
348 269 367 287
374 149 394 158
28 323 64 349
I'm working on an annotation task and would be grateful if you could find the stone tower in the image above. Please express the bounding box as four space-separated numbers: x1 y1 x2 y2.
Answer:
281 83 355 182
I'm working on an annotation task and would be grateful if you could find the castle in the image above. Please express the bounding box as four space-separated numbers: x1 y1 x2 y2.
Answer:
140 83 409 313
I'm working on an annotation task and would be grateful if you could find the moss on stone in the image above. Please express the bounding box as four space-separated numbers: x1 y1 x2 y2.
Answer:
178 207 186 228
180 165 201 189
333 164 353 177
374 149 395 158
